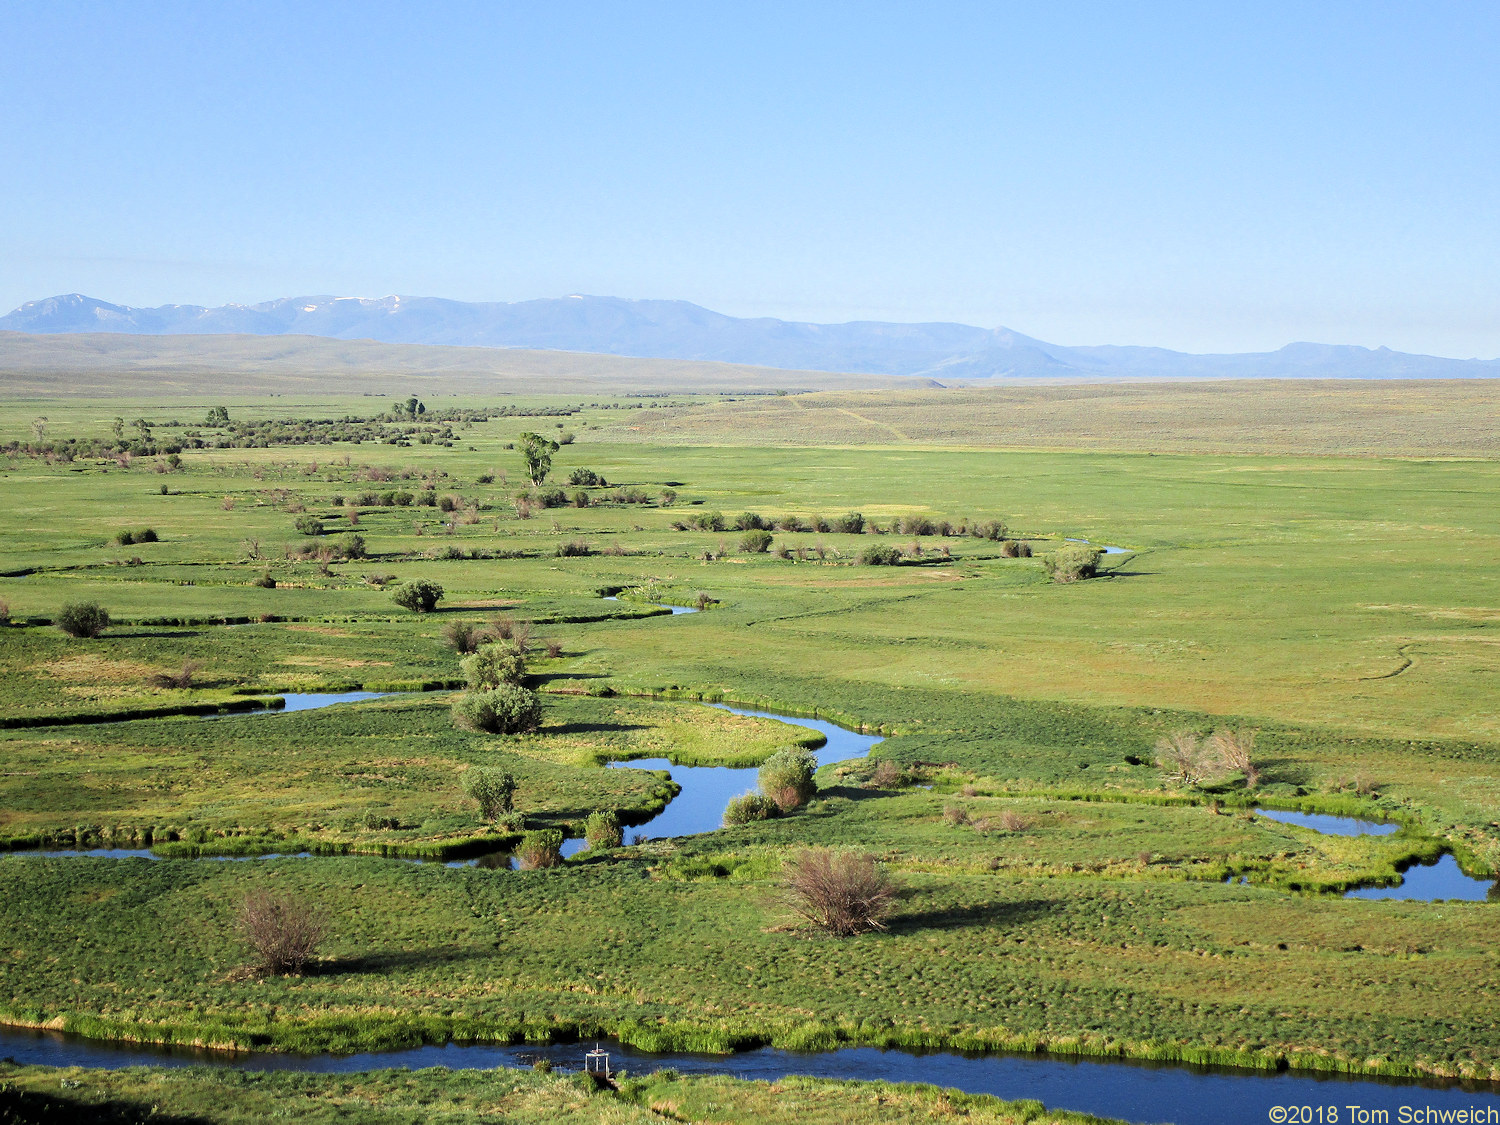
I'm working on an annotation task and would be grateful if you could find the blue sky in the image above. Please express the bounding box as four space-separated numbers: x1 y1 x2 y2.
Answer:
3 1 1497 356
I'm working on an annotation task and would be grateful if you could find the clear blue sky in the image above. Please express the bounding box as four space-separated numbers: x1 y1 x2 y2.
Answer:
3 1 1497 356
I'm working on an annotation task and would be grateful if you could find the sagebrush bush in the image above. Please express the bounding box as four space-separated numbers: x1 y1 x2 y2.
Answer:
55 600 110 638
584 810 623 849
759 747 818 811
390 579 443 612
294 515 325 537
252 569 276 589
555 539 592 557
734 511 768 531
462 641 528 688
339 532 366 560
783 848 897 937
830 512 864 534
235 892 326 976
722 792 778 826
461 768 517 819
451 684 542 734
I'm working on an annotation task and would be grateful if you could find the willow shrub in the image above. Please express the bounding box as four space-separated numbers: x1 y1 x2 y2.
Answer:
759 747 818 812
584 810 623 849
451 685 542 735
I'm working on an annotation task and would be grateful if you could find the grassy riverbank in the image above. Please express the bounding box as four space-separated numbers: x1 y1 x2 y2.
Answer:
1 854 1496 1079
1 391 1497 1085
0 1061 1125 1125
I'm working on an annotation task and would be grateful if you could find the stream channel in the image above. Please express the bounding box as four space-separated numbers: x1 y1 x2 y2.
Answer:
6 697 1498 1122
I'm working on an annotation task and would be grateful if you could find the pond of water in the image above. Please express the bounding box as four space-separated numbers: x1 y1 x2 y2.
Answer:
1254 808 1496 901
602 595 698 614
1063 538 1131 554
1255 808 1398 836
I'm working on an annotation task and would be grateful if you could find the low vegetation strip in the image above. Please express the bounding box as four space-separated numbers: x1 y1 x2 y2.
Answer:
0 1062 1131 1125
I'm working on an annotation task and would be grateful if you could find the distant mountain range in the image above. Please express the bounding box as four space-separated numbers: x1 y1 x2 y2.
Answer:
4 292 1497 381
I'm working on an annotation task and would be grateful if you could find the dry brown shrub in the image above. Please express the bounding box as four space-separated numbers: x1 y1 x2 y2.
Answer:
942 804 970 826
1155 730 1209 786
867 759 906 789
235 892 326 976
770 784 806 813
783 847 897 937
147 660 202 690
998 810 1030 832
1211 728 1260 787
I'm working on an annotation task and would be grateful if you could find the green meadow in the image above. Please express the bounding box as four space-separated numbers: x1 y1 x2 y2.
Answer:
0 385 1498 1090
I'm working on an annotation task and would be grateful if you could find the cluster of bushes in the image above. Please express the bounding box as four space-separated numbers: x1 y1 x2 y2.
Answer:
568 468 607 487
675 511 867 535
114 527 159 545
723 746 819 825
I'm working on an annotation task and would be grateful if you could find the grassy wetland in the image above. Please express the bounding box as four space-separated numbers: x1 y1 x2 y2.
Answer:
1 383 1498 1111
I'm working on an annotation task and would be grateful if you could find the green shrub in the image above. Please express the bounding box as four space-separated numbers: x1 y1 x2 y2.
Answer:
516 829 564 869
252 569 276 589
568 468 605 487
55 601 110 638
738 529 773 553
294 515 325 536
571 490 591 508
1046 545 1102 583
339 533 366 559
536 487 567 508
759 747 818 812
461 641 528 688
858 543 902 566
1000 539 1032 558
831 512 865 534
555 539 592 557
723 793 778 826
734 511 768 531
584 810 623 849
390 579 443 612
694 510 726 532
461 769 517 820
451 684 542 734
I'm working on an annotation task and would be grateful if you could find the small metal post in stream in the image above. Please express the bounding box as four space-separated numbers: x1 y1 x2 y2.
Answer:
584 1045 610 1078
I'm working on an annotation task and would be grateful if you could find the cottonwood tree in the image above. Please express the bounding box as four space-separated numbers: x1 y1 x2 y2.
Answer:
517 432 560 486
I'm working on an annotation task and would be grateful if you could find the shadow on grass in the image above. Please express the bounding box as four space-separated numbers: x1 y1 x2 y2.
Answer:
312 945 496 976
545 720 651 736
887 897 1055 934
0 1084 213 1124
